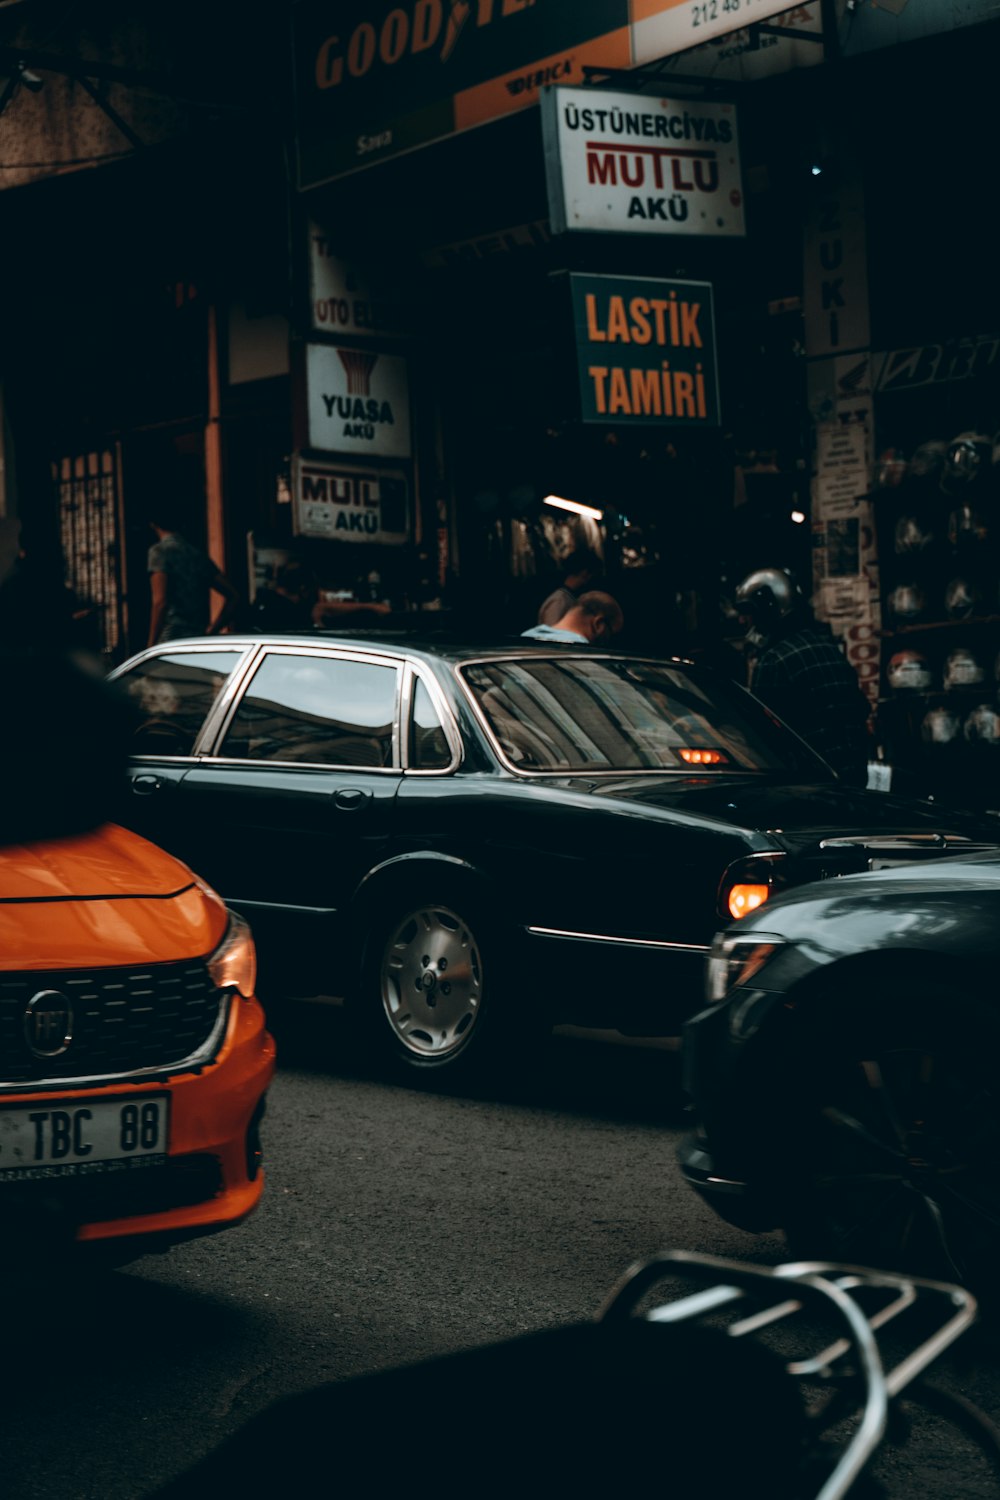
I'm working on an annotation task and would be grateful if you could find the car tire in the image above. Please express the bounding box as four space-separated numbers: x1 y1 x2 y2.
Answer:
778 988 1000 1288
355 880 547 1083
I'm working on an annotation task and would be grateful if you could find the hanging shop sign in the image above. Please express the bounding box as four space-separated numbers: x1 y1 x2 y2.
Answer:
570 272 720 427
293 456 410 543
309 228 405 337
543 87 744 237
631 0 803 62
293 0 632 187
305 343 412 459
802 165 869 359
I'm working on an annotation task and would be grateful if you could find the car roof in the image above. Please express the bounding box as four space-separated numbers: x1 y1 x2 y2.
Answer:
136 632 697 670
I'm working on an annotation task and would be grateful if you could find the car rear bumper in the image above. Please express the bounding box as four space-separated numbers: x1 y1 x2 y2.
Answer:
0 995 276 1251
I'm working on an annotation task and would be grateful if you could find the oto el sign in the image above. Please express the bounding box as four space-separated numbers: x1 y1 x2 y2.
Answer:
309 227 405 337
293 457 410 544
544 87 744 237
306 343 412 459
571 273 720 427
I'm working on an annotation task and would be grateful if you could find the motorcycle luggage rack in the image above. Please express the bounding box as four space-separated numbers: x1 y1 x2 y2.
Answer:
597 1250 997 1500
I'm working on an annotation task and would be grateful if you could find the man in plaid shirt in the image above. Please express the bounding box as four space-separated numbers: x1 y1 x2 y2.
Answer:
736 569 872 787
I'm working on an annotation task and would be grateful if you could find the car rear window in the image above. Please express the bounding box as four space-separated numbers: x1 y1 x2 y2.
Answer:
460 657 830 775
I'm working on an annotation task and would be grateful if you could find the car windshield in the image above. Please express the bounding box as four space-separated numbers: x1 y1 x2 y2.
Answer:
460 657 831 776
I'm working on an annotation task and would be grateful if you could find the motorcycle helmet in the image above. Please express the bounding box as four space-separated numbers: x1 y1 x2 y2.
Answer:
944 576 980 619
941 432 993 494
921 706 961 744
947 502 988 550
887 650 932 692
907 439 948 483
964 704 1000 743
887 583 926 621
733 568 802 629
894 515 933 554
943 647 984 689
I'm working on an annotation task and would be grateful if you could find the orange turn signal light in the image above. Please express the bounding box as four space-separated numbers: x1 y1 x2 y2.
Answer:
679 749 726 765
727 883 770 920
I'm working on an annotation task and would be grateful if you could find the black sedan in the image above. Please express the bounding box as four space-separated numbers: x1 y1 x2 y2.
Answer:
109 633 998 1077
680 854 1000 1284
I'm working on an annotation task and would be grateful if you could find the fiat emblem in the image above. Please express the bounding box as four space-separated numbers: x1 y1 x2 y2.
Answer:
24 990 74 1059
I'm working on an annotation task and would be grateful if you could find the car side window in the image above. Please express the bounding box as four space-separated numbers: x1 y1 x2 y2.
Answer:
120 651 243 757
220 653 397 768
409 677 452 770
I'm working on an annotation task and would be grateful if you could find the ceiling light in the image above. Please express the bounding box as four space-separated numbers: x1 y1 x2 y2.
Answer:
543 494 604 522
791 509 806 524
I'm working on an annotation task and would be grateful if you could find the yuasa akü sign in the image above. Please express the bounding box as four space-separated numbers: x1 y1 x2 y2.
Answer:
544 86 744 237
306 343 412 458
571 273 720 426
293 457 410 544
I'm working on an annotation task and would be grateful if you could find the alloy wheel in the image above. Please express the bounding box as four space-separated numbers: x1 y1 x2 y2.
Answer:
380 905 484 1062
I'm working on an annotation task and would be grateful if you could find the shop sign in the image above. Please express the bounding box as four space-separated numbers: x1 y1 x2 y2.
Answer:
309 229 405 337
631 0 803 63
570 272 720 427
802 167 869 359
543 87 744 238
293 0 632 188
652 2 823 83
306 343 412 459
293 457 410 544
871 335 1000 394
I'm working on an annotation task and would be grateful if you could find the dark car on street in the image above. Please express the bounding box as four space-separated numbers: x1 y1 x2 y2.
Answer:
109 633 1000 1078
679 853 1000 1285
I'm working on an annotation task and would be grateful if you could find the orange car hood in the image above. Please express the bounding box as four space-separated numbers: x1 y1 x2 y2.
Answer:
0 824 229 971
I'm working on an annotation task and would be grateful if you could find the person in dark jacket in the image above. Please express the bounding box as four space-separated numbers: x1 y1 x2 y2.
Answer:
735 568 872 786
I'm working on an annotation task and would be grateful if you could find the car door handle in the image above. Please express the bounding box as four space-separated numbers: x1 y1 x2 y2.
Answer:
131 774 166 797
332 787 372 812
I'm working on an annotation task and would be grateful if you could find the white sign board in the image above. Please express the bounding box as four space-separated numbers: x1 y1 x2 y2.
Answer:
543 86 744 238
293 457 409 545
650 3 824 83
309 227 404 338
306 343 412 459
631 0 804 62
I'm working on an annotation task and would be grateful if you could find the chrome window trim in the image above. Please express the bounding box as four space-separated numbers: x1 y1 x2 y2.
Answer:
401 661 463 775
203 643 405 772
109 642 256 764
454 653 748 780
0 993 232 1094
526 926 710 954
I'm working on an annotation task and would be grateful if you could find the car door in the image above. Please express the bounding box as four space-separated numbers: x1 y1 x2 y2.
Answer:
177 644 404 983
112 645 252 867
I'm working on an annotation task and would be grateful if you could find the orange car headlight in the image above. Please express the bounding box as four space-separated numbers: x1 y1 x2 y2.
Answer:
727 883 771 920
207 909 258 999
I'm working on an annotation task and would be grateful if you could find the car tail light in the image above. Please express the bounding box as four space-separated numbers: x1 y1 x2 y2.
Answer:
718 853 787 922
679 749 728 766
727 884 770 919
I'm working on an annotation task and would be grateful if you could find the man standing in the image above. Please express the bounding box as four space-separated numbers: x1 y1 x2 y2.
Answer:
522 591 624 645
537 548 603 626
735 568 871 786
147 504 239 646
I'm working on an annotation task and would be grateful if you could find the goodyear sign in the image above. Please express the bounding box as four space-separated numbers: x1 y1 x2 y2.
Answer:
294 1 632 187
571 273 720 426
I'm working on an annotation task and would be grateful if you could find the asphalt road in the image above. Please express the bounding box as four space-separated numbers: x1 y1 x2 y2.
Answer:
3 1006 998 1498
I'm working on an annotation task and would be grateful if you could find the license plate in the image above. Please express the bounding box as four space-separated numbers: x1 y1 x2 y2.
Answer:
0 1096 169 1183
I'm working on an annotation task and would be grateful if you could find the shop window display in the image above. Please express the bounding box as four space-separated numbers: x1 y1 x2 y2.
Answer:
875 429 1000 808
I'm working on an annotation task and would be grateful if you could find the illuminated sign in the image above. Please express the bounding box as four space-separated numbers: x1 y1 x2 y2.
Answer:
544 86 744 237
570 272 720 426
293 457 410 544
305 343 412 458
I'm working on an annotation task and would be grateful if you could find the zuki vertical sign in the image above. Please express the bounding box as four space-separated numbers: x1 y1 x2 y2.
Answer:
570 273 720 426
544 85 744 237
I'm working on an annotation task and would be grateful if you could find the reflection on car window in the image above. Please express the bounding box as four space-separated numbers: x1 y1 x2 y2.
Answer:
122 651 241 757
461 658 829 775
409 678 451 770
221 653 397 768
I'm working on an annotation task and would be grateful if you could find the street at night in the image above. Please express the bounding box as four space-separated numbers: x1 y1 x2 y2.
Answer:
0 1014 996 1498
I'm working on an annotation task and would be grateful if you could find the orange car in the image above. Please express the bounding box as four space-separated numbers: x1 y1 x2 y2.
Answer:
0 822 275 1261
